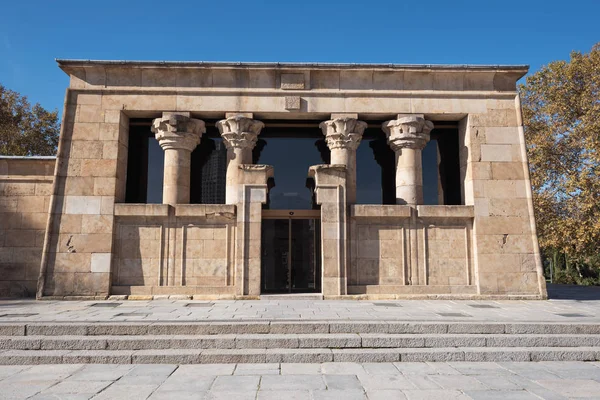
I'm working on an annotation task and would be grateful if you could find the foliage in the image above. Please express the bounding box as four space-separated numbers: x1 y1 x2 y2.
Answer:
520 43 600 285
0 84 59 156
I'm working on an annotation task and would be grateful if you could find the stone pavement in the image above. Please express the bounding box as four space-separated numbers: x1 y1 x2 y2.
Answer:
1 361 600 399
0 285 598 323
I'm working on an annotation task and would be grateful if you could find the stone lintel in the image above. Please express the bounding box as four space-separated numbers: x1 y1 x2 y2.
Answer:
331 113 359 119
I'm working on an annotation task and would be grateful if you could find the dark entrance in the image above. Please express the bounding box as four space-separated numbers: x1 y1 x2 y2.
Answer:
261 210 321 294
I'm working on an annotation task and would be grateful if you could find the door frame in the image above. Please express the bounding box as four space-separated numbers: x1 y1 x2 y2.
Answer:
260 209 321 294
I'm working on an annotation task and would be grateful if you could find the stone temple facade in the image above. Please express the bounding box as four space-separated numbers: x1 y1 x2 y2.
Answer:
0 60 547 300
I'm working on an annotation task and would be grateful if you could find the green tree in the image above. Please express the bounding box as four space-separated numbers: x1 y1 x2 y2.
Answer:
0 84 59 156
520 43 600 284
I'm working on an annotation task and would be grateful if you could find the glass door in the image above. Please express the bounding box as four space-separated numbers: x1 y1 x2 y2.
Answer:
261 210 321 293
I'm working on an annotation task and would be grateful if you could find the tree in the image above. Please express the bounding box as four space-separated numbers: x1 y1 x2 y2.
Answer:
520 43 600 284
0 84 59 156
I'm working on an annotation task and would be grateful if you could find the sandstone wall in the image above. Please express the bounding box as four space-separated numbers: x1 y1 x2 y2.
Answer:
111 204 236 296
0 157 54 297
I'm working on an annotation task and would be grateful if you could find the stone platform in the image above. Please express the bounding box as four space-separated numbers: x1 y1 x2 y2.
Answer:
0 285 599 364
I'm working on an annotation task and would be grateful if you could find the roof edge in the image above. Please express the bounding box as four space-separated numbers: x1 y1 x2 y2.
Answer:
56 59 529 72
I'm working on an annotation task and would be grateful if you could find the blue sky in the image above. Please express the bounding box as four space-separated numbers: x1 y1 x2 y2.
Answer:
1 0 598 113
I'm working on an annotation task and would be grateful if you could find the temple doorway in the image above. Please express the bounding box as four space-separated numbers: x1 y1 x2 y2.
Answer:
261 210 321 294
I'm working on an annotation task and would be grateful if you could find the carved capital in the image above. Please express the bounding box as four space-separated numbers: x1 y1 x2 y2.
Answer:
382 115 433 151
151 113 205 151
319 118 367 151
216 116 264 150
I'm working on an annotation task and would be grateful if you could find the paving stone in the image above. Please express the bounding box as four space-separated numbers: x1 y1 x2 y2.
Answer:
92 384 159 400
474 375 524 389
4 364 82 380
206 391 257 400
427 375 489 390
42 380 113 394
358 374 416 390
174 364 235 376
311 389 366 400
234 363 279 375
158 375 215 391
321 362 366 375
401 390 471 400
392 362 455 375
256 390 311 399
323 374 363 390
366 390 408 400
67 364 134 380
0 365 29 380
0 380 63 400
148 390 207 399
403 375 442 389
534 378 600 397
210 375 260 391
260 374 326 390
447 362 513 375
361 362 399 375
126 364 178 376
280 363 322 375
464 390 541 400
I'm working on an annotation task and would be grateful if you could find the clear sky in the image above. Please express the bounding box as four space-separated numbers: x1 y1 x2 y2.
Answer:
1 0 598 114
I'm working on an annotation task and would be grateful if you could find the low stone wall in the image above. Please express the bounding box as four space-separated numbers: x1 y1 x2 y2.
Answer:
348 205 475 296
0 157 55 297
112 204 236 296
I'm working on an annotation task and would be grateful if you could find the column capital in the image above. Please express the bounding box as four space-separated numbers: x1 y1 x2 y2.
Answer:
216 115 264 150
151 112 205 151
319 118 367 151
382 114 434 151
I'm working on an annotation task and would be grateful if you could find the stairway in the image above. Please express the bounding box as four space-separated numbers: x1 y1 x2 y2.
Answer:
1 321 599 364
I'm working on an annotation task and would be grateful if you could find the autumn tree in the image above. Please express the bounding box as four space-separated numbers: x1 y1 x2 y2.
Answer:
520 43 600 284
0 84 59 156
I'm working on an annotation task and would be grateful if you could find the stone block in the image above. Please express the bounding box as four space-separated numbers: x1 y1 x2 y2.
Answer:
64 196 102 215
491 162 526 180
480 144 513 162
91 253 112 273
281 73 305 89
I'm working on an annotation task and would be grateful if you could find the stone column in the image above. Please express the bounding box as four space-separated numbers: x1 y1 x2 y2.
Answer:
216 114 265 205
319 116 366 204
382 114 433 206
152 112 205 205
309 164 348 296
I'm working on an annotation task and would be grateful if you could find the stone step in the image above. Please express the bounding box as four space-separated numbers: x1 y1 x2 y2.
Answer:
0 347 599 365
2 334 600 350
3 321 600 336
